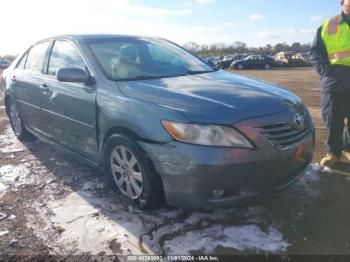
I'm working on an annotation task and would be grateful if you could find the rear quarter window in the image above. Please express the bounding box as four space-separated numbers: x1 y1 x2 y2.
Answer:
25 41 50 74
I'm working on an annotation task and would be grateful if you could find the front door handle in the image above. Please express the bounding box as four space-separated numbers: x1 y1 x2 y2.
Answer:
11 76 16 82
39 83 49 92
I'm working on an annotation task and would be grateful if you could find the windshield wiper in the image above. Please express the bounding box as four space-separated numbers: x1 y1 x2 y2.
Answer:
118 75 162 81
117 71 216 81
186 70 216 75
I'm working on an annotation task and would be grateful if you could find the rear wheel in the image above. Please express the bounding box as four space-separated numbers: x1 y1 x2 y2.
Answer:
237 64 244 70
104 134 163 209
7 99 33 141
264 64 271 70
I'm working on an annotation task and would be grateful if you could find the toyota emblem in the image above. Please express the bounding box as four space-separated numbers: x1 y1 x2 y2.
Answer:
294 113 305 129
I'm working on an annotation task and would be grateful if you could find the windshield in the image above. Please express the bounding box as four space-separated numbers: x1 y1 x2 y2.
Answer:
87 38 215 81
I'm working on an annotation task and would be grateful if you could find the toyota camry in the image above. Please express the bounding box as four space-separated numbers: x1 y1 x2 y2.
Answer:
1 35 315 209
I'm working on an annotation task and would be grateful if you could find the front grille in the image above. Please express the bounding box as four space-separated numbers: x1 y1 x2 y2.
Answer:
257 120 310 149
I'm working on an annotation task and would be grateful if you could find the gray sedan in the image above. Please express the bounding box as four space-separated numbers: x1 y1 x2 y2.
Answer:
1 35 314 209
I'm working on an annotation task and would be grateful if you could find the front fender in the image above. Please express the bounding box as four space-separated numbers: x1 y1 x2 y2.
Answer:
97 94 187 152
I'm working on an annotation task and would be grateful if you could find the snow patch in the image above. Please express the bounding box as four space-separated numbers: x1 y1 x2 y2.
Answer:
0 164 31 185
0 164 32 197
0 182 6 196
47 193 131 255
0 230 9 237
0 126 27 153
303 163 322 181
294 163 322 194
163 225 289 255
30 173 293 256
297 163 322 187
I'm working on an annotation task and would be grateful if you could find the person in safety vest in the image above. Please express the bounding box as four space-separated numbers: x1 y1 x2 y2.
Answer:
310 0 350 168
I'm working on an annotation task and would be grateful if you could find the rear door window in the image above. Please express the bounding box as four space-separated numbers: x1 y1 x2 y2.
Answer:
25 41 50 74
48 40 86 76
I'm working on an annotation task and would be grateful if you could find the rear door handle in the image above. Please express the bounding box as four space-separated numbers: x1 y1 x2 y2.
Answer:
39 83 49 92
11 76 16 82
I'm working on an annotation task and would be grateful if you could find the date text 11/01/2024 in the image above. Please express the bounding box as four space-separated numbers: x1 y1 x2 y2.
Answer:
127 255 220 261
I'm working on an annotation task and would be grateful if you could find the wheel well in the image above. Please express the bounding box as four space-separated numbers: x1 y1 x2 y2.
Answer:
103 126 166 199
103 126 143 150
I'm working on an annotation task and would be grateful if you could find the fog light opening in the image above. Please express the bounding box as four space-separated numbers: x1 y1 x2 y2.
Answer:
211 188 242 200
211 189 224 199
224 188 241 198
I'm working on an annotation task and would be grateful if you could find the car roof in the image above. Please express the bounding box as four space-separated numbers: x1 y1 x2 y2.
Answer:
37 34 163 44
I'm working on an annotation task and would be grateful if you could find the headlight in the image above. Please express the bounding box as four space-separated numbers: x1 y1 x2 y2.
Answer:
161 121 253 148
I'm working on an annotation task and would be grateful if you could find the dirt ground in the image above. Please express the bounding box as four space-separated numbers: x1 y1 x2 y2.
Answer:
0 68 337 259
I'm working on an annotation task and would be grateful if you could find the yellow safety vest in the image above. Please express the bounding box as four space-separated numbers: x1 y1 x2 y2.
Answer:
321 14 350 66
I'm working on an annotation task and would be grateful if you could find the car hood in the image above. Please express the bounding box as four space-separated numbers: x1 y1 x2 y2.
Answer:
117 70 302 124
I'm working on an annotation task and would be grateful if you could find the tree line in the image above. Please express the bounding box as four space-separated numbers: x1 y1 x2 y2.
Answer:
0 41 310 62
183 41 311 57
0 55 16 62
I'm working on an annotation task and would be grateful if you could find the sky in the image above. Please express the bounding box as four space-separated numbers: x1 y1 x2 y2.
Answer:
0 0 341 56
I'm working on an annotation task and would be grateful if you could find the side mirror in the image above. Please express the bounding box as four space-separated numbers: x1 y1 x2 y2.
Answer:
57 68 89 83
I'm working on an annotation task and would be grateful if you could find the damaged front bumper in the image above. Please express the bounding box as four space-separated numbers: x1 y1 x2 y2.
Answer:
138 112 315 209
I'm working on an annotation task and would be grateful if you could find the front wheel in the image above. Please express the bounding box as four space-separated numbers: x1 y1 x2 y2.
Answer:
104 134 163 209
237 64 244 70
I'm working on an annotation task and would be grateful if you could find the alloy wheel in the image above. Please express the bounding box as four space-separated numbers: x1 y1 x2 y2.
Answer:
110 145 144 199
265 64 271 70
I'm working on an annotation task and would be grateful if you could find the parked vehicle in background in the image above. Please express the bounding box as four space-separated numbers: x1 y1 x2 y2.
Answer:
290 53 310 67
201 57 212 64
2 35 314 209
202 56 222 65
0 60 11 69
208 56 222 62
230 55 275 70
266 54 275 60
274 52 310 67
274 52 295 67
299 53 312 66
223 55 235 61
216 54 250 69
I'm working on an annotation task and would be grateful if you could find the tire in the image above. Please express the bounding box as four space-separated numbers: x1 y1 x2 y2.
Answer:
237 64 244 70
103 134 163 209
264 64 271 70
7 98 33 141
